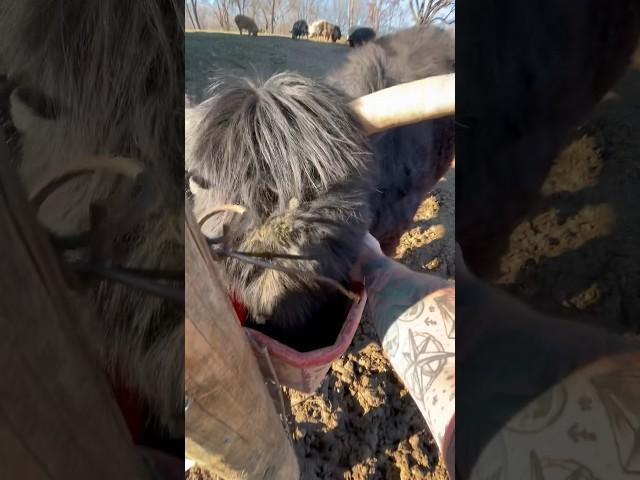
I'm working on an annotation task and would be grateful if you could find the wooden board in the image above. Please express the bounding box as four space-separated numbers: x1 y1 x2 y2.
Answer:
185 207 300 479
0 129 151 478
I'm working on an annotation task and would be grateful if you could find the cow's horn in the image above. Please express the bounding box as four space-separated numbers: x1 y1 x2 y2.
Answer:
349 73 455 134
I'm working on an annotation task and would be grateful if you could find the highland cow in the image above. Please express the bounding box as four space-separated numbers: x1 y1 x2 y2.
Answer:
291 20 309 39
186 25 454 351
235 14 259 36
330 25 342 42
310 19 337 41
0 0 184 459
309 19 326 39
348 27 376 47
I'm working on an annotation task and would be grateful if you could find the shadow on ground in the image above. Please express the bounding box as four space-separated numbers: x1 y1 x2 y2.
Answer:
496 65 640 335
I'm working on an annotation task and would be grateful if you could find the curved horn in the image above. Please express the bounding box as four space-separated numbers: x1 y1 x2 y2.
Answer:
30 156 144 209
349 73 455 135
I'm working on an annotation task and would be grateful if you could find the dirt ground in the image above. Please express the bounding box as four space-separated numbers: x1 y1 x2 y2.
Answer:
186 31 454 480
495 52 640 337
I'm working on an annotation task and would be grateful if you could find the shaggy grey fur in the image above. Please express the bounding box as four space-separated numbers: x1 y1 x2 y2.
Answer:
327 24 455 252
0 0 184 438
188 25 455 349
189 73 374 349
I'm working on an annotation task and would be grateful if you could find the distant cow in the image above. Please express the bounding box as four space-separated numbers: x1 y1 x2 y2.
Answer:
330 25 342 42
235 14 259 36
348 27 375 47
309 19 327 39
291 20 308 39
310 20 340 42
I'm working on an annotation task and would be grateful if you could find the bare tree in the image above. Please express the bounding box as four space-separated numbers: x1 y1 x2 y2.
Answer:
214 0 233 30
186 1 197 28
271 0 276 32
187 0 203 29
410 0 454 25
300 0 320 21
234 0 248 15
345 0 370 34
254 0 270 31
367 1 380 31
258 0 286 33
364 0 404 33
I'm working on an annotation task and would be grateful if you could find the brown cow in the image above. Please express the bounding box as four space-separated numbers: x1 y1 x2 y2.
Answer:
234 14 259 36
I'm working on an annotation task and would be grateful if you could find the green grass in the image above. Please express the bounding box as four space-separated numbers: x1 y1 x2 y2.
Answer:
186 31 350 103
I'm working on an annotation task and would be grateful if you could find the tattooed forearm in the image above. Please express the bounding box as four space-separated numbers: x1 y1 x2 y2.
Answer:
395 290 455 447
362 255 455 449
471 352 640 480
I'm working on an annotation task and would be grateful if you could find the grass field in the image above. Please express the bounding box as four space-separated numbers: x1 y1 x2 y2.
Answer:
186 31 350 103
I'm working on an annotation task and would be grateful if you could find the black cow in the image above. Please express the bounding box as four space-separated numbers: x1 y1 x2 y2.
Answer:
348 27 376 47
291 20 309 39
331 25 342 42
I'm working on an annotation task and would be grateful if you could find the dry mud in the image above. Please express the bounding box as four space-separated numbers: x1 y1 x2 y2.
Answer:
496 60 640 337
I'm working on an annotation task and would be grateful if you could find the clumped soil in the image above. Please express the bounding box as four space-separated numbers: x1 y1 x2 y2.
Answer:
495 57 640 337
